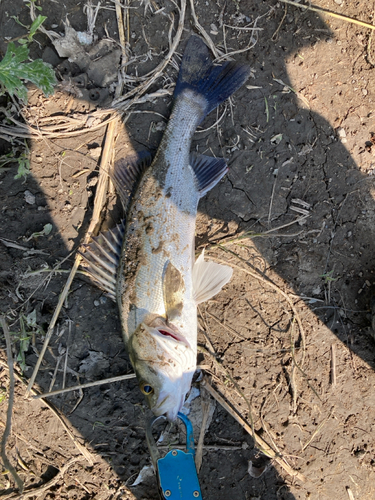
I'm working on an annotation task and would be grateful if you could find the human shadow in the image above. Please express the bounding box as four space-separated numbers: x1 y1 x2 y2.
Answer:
1 0 374 499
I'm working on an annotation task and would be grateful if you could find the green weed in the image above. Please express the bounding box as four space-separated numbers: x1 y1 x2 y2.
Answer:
11 309 44 373
0 142 31 180
0 41 56 102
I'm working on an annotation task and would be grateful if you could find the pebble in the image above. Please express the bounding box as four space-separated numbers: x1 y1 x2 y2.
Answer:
337 128 347 143
24 190 35 205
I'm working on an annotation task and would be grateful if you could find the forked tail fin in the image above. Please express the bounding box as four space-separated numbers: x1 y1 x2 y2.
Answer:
174 35 251 119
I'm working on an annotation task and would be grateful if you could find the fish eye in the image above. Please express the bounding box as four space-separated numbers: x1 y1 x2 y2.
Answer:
140 382 154 395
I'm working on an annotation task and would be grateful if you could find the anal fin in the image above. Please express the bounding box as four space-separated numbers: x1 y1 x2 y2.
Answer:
79 221 125 301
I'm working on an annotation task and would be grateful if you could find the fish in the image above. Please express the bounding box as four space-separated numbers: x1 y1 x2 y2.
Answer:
80 35 250 420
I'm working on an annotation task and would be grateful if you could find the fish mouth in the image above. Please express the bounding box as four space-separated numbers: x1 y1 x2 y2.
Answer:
154 325 191 348
152 392 185 421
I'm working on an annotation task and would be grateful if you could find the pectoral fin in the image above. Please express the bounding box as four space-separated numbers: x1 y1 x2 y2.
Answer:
162 262 185 320
79 222 125 301
192 250 233 304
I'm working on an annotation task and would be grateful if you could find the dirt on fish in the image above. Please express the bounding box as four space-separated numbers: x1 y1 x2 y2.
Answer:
1 0 375 499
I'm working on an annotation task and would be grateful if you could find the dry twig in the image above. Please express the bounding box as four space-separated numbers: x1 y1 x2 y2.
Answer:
195 386 213 472
189 0 222 58
330 344 337 387
33 373 136 399
301 408 334 452
279 0 375 30
0 318 24 492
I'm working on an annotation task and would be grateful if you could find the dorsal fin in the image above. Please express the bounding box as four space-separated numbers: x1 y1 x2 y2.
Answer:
79 222 125 301
111 151 153 211
190 153 228 197
192 250 233 304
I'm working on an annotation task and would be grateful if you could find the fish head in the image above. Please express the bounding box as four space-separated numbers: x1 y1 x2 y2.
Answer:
128 321 196 421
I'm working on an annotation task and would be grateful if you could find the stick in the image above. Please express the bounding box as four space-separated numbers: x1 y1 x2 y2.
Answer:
301 408 334 451
26 119 118 397
0 318 24 492
279 0 375 30
32 373 136 399
189 0 222 58
204 310 247 341
330 344 336 387
115 0 128 98
195 387 212 472
62 320 72 389
113 0 186 108
201 377 306 482
346 486 355 500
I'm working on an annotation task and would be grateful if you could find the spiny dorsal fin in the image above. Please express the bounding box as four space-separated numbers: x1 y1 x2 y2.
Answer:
162 261 185 320
190 153 228 197
192 250 233 304
79 221 125 301
111 151 153 211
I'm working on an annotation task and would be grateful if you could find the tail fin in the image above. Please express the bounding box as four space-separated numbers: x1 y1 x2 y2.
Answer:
174 35 250 118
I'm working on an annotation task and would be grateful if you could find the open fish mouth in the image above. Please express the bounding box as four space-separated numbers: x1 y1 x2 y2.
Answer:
154 325 191 348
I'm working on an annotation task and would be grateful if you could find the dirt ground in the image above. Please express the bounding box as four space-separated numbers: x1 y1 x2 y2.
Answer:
1 0 375 498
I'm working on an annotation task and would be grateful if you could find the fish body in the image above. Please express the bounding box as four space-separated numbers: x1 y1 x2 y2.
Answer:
81 36 250 420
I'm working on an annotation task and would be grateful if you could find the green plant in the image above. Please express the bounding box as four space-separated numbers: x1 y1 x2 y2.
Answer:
0 388 6 404
321 270 339 284
11 309 44 373
25 223 53 242
0 10 56 102
0 12 57 180
11 14 46 45
0 142 31 180
0 41 56 102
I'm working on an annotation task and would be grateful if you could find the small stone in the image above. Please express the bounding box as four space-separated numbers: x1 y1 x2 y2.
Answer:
337 128 347 143
94 300 100 306
210 23 218 35
89 147 102 159
24 190 35 205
